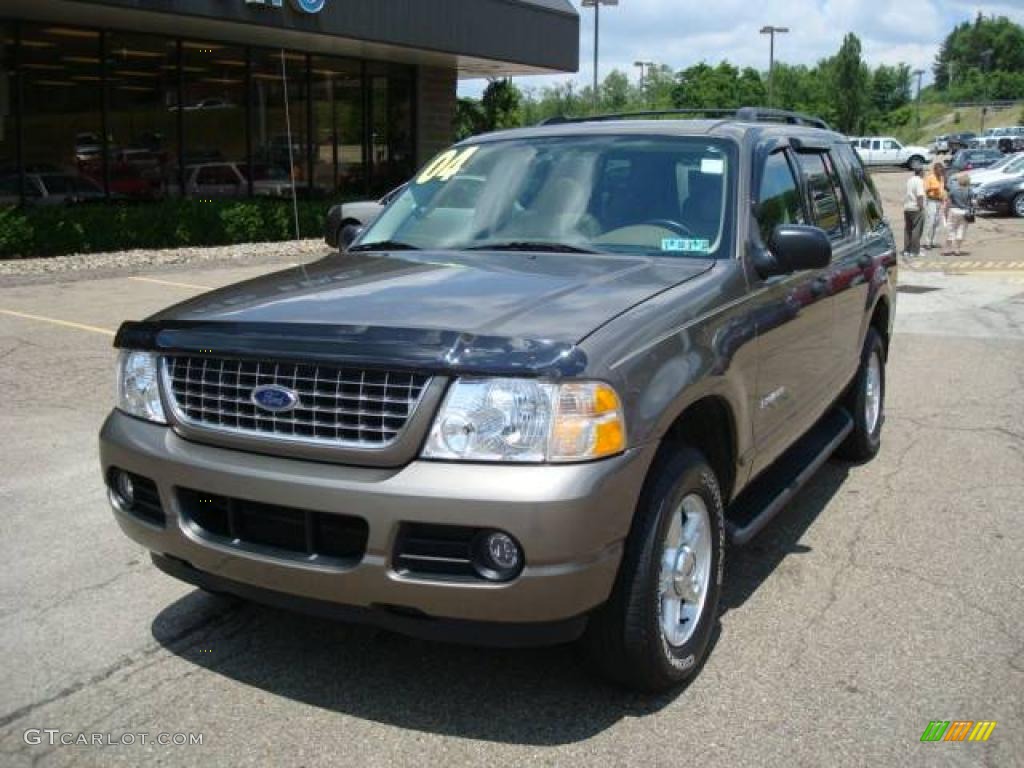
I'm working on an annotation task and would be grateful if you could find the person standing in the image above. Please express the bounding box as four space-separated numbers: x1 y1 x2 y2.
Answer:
944 172 973 256
922 162 947 249
903 166 926 259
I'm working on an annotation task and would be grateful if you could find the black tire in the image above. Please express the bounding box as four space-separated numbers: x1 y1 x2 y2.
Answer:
585 445 725 692
836 328 886 461
907 155 925 171
1012 192 1024 219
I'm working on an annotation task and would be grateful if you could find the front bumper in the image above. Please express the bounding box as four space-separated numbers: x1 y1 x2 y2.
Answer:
99 411 656 638
974 196 1010 213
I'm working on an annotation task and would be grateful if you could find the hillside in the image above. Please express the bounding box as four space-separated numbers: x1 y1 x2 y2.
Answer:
895 103 1022 144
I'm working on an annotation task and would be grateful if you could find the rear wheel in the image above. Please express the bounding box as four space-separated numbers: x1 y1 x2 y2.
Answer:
585 446 725 692
836 328 886 461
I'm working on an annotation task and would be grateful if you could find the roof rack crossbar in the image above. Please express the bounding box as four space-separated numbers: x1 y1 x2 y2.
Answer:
538 106 832 131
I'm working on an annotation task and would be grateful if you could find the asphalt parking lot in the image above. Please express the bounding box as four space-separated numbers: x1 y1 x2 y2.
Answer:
1 174 1022 767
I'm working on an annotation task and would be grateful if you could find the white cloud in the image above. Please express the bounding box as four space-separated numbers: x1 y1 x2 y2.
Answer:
458 0 1024 96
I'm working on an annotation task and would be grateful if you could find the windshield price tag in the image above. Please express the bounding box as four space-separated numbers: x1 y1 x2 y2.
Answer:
416 147 479 185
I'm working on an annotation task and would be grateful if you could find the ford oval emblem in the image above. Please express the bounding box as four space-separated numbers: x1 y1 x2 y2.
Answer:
251 385 300 413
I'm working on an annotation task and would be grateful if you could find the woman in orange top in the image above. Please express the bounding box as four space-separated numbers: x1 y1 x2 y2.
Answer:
922 162 947 250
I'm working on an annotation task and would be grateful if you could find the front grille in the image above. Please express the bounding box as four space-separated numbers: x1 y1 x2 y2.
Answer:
179 488 368 566
163 356 430 448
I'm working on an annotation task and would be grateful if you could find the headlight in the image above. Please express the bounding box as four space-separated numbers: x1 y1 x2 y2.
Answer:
422 378 626 463
116 350 167 424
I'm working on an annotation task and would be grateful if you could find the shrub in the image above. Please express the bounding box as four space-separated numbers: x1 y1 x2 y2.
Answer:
0 197 334 259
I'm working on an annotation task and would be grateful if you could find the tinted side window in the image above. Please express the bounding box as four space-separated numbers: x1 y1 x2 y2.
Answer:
796 152 843 239
757 151 805 244
836 143 884 230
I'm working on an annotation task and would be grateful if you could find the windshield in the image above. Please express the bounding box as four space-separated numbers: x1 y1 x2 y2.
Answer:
357 135 736 258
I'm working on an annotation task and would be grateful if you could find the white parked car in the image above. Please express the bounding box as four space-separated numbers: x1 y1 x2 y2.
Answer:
183 162 293 198
968 152 1024 187
850 137 932 169
972 126 1024 152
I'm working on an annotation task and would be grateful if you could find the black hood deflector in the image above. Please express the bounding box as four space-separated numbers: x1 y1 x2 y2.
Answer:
114 321 587 378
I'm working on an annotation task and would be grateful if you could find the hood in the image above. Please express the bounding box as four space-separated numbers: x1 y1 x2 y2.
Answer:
149 250 713 344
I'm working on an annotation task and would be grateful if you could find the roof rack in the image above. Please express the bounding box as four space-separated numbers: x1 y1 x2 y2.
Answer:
539 106 832 131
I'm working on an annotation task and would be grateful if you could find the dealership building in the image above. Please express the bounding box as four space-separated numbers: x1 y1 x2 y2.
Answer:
0 0 578 204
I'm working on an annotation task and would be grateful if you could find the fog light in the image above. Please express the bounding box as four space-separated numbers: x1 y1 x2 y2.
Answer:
473 531 523 581
112 470 134 507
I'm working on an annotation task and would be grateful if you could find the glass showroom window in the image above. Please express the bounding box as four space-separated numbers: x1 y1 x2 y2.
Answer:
311 55 365 197
251 48 309 199
105 32 178 200
180 40 246 198
0 23 16 205
20 24 105 203
369 62 414 195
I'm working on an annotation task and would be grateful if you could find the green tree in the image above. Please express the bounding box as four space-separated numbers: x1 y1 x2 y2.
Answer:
933 14 1024 96
598 69 632 111
481 78 521 130
833 33 869 134
453 98 486 140
671 62 765 110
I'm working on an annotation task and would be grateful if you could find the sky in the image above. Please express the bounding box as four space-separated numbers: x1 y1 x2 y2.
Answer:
457 0 1024 98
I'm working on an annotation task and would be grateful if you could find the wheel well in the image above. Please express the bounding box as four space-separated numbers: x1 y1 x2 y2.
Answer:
661 396 737 502
870 298 891 357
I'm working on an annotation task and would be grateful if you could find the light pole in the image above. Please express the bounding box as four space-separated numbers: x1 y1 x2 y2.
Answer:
979 48 994 133
634 59 654 105
913 69 924 128
582 0 619 109
760 25 789 108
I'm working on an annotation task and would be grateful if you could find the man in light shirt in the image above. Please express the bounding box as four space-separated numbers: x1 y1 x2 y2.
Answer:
903 166 926 258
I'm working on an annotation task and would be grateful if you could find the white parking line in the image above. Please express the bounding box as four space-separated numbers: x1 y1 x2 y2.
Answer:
0 309 115 337
127 276 213 291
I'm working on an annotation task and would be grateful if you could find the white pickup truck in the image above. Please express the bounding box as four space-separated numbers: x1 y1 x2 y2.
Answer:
850 137 932 169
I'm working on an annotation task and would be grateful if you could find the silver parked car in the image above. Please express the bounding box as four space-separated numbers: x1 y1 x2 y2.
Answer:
324 184 407 249
0 172 105 206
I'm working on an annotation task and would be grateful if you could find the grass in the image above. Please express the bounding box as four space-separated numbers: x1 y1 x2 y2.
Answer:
896 103 1023 144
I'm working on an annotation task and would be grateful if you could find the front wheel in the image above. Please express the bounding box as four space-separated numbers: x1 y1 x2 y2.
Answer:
585 446 725 692
907 155 925 171
836 328 886 461
1012 192 1024 219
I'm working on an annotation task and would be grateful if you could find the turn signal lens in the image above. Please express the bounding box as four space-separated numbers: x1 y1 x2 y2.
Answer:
548 382 626 461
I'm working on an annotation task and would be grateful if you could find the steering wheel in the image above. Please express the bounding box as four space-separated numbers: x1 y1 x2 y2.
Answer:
641 219 695 237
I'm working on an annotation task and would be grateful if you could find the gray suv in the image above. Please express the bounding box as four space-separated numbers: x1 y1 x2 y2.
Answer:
100 108 897 691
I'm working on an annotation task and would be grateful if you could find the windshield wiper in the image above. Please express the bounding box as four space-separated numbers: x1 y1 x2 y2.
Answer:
347 240 420 252
463 241 600 254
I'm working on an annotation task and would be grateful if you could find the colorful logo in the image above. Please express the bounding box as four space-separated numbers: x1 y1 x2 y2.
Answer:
290 0 327 13
920 721 997 742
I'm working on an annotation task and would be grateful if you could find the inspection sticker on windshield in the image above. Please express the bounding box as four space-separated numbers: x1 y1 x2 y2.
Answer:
700 158 725 175
416 147 479 184
662 238 710 253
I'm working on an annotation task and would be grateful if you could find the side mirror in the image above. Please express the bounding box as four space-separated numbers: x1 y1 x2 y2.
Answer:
339 223 363 252
755 225 832 278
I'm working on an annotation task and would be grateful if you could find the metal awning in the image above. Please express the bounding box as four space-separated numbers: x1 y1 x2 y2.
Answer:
6 0 580 77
